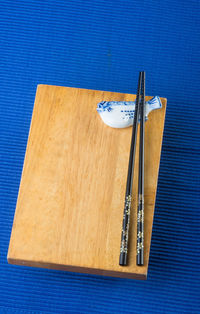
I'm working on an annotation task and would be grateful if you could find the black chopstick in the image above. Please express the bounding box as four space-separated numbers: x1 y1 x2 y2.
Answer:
119 72 142 266
137 71 145 266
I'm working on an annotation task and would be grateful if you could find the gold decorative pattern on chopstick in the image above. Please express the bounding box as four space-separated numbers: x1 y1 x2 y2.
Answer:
137 231 143 238
138 194 144 204
120 194 132 254
137 209 144 223
137 242 144 255
124 195 131 215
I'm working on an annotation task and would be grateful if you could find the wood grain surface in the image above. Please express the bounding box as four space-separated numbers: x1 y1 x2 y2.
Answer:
8 85 166 279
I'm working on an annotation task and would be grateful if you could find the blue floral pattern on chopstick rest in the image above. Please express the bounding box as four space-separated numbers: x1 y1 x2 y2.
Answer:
97 96 162 128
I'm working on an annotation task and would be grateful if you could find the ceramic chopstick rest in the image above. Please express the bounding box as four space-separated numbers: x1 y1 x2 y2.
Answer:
97 96 162 128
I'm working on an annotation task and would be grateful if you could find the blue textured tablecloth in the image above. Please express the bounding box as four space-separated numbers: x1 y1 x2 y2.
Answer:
0 1 199 313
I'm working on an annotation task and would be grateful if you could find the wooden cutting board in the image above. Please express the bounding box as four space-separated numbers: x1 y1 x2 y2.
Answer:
8 85 166 280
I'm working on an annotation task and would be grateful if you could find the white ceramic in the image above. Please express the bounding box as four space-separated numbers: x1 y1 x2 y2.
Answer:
97 96 162 128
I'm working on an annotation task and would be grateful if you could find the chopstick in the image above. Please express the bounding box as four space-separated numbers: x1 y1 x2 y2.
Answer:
119 72 142 266
137 71 145 266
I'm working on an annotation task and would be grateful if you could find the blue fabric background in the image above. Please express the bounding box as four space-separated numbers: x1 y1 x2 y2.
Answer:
0 1 199 313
